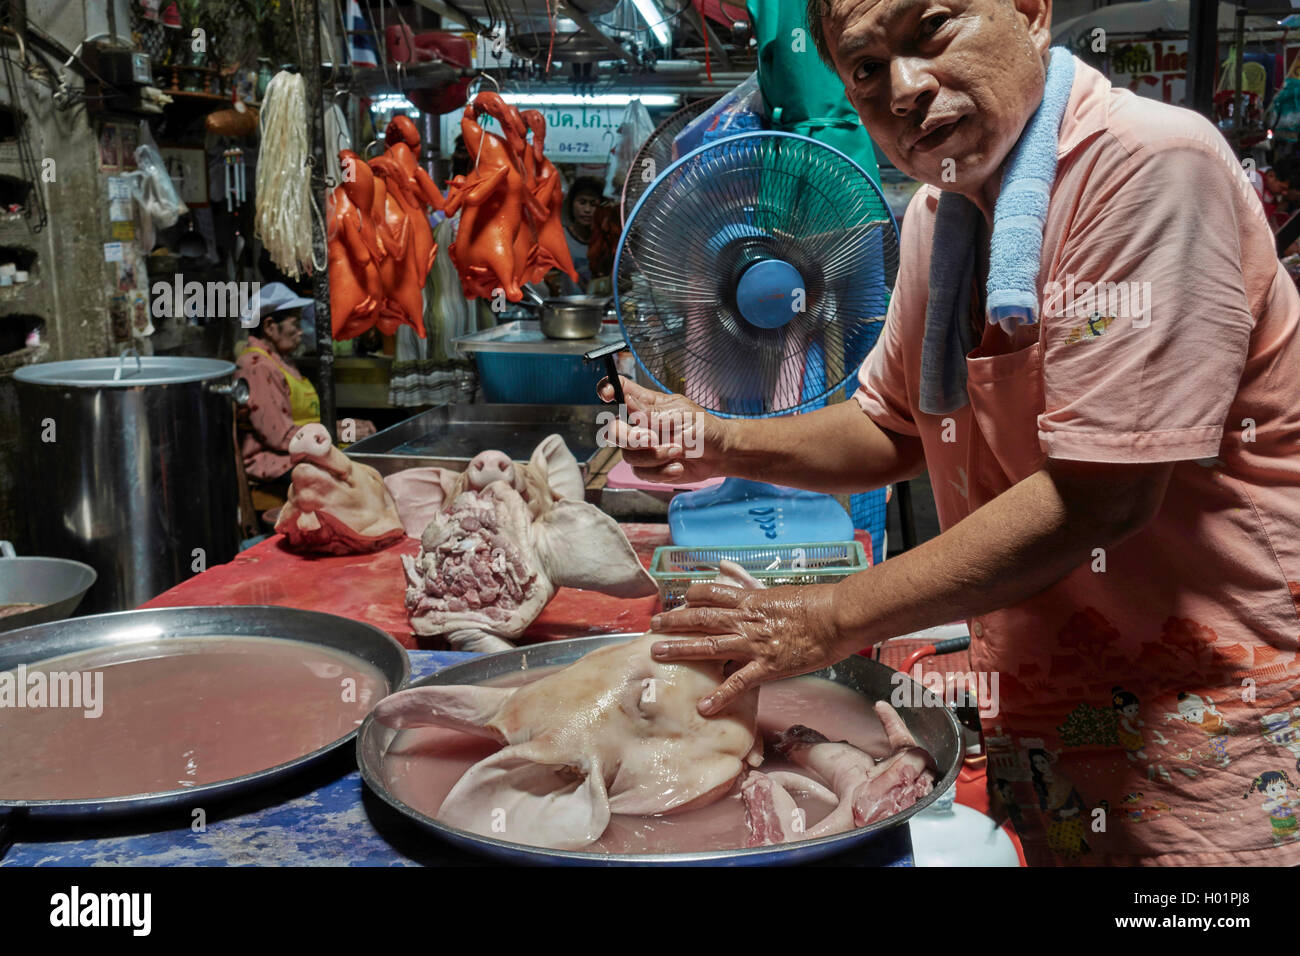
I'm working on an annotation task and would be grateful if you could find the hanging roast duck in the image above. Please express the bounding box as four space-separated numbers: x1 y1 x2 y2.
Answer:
326 122 443 340
447 92 550 302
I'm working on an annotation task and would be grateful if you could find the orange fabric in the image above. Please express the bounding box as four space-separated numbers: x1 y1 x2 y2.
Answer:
234 335 316 482
854 60 1300 865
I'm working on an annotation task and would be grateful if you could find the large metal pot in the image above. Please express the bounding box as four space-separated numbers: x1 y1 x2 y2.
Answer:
14 353 246 613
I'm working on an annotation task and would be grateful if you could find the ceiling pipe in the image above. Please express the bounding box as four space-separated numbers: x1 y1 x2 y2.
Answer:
559 1 640 65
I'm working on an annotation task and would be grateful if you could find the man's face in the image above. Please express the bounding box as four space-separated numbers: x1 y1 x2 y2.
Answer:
573 194 598 227
824 0 1052 192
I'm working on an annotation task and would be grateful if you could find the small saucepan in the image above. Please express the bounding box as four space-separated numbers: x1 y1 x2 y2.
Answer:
0 541 97 634
521 288 613 339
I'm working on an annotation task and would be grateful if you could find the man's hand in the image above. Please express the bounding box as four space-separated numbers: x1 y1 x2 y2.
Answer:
596 376 734 484
648 581 841 716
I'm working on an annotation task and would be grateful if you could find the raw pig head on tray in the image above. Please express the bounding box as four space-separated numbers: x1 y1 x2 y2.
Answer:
274 424 406 555
373 632 763 850
383 435 656 653
372 561 937 852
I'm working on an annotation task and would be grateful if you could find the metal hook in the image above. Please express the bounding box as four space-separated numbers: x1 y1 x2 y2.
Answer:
473 71 501 95
363 139 384 159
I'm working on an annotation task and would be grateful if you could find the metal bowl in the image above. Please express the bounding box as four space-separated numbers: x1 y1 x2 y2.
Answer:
538 296 610 339
0 605 409 818
0 541 97 634
358 634 961 866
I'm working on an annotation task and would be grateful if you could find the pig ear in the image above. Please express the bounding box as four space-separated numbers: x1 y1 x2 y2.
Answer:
371 685 513 741
383 468 464 536
438 744 611 850
534 500 657 597
529 434 584 501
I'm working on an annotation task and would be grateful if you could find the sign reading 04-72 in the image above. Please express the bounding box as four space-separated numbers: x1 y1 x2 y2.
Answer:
440 105 622 161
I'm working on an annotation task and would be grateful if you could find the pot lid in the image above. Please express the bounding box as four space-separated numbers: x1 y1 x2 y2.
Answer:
14 356 236 387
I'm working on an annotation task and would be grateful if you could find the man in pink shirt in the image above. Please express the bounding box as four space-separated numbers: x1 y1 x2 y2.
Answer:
601 0 1300 865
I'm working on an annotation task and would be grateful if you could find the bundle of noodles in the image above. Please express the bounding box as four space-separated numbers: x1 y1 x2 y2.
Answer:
255 71 315 279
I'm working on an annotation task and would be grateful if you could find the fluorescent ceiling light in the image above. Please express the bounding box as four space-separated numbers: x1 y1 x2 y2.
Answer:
630 0 672 46
370 94 417 111
502 92 679 107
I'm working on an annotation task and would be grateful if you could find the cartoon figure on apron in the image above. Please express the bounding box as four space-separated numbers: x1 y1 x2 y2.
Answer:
1118 791 1171 823
1260 707 1300 773
1243 770 1300 845
1164 692 1233 768
1027 748 1091 859
1113 687 1171 782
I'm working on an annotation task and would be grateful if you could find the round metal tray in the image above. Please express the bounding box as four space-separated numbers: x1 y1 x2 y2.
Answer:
358 635 961 866
0 605 410 818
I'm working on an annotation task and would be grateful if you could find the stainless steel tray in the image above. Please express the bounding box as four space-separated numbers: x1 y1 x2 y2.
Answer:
357 634 961 866
454 320 623 354
345 403 606 479
0 606 410 818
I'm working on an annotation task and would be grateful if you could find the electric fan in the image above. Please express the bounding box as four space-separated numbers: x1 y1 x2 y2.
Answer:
613 131 899 546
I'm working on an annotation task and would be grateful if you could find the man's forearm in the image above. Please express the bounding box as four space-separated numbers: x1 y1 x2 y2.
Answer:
827 462 1171 654
722 401 925 494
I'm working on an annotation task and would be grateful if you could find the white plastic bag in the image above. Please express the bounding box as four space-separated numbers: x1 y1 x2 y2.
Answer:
124 143 188 250
605 99 655 199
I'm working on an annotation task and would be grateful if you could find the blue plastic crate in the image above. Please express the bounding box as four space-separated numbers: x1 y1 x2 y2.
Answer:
475 352 608 404
455 320 624 405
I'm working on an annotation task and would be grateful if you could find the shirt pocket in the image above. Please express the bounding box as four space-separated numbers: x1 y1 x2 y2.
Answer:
965 340 1048 498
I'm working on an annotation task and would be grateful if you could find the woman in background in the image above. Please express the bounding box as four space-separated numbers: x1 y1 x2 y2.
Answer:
235 283 373 509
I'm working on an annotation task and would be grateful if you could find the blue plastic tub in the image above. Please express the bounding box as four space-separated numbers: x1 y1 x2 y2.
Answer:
475 352 608 404
455 320 624 405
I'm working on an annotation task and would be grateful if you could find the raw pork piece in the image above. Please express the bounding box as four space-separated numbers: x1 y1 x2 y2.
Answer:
373 633 763 850
743 703 935 846
384 435 656 652
274 424 406 555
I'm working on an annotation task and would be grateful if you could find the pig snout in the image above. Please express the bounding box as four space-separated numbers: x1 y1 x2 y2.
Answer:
290 424 332 460
467 450 515 490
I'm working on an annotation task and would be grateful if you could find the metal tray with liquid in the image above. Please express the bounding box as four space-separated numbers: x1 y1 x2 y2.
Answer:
357 634 961 866
0 606 409 818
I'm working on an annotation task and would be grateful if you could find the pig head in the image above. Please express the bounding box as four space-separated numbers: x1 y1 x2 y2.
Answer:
386 435 656 652
382 433 586 537
274 423 406 555
373 633 762 850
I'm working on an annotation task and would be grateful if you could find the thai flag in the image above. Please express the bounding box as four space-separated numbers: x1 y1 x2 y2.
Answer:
347 0 379 67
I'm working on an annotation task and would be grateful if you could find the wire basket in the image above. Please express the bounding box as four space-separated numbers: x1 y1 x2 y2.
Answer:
650 541 869 609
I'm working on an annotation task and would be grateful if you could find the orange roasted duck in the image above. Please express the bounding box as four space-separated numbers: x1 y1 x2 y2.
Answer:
447 92 551 301
326 121 443 340
520 109 580 286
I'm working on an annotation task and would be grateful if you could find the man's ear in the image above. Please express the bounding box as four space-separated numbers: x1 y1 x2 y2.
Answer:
1013 0 1053 57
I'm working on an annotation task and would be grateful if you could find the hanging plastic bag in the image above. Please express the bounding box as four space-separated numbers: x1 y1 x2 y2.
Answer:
604 98 655 200
124 143 188 250
674 72 766 158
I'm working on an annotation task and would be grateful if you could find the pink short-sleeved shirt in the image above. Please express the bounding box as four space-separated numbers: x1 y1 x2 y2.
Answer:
855 58 1300 865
